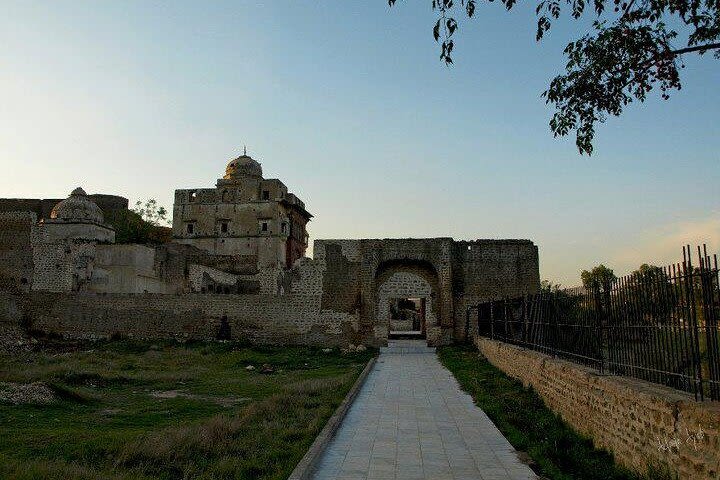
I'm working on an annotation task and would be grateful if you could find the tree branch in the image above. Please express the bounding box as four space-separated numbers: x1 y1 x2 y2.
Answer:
670 42 720 55
621 0 637 19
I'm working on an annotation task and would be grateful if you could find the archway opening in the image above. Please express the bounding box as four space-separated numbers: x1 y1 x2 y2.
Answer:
389 297 426 338
375 261 439 344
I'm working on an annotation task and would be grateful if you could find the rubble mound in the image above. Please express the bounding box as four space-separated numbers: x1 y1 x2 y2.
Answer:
0 382 56 405
0 324 33 355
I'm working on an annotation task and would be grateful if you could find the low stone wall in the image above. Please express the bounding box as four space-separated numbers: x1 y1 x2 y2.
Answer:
475 337 720 480
0 292 366 347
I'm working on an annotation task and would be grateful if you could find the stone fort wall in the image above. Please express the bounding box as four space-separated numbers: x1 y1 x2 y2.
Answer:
0 195 128 221
314 238 540 345
452 240 540 341
1 291 364 347
476 337 720 480
0 232 540 347
0 212 36 293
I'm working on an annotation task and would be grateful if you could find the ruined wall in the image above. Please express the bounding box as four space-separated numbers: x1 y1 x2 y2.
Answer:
187 263 261 294
316 241 362 314
90 244 177 294
188 263 240 292
32 241 97 293
0 195 127 221
0 212 36 293
42 222 115 244
476 338 720 480
288 257 325 296
0 291 363 347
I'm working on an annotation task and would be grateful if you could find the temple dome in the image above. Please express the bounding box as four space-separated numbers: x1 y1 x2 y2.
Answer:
49 187 104 224
224 153 262 179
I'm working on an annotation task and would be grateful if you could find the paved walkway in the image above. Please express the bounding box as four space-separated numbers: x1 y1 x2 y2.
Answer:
311 340 537 480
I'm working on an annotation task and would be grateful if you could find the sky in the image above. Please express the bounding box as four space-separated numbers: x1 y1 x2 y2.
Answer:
1 1 718 286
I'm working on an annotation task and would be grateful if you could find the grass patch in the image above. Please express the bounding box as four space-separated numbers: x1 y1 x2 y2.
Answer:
438 346 673 480
0 340 373 479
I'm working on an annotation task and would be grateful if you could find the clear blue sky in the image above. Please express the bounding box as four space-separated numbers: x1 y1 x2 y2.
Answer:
1 1 718 285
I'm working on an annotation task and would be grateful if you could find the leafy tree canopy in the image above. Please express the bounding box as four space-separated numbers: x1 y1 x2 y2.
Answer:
105 199 171 245
627 263 675 320
581 264 617 292
630 263 668 282
133 199 169 226
540 279 563 292
389 0 719 154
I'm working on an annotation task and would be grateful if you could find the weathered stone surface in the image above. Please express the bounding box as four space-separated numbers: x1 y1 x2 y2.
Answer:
476 337 720 480
172 154 311 269
0 291 362 347
315 238 540 346
0 212 35 293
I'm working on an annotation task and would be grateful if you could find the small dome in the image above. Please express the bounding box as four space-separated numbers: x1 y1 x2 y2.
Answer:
50 187 104 224
224 153 262 179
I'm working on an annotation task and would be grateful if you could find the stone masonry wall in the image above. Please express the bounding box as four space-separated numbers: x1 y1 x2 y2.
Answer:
315 238 540 345
476 337 720 480
1 291 366 347
453 240 540 342
188 263 240 291
0 212 35 293
0 195 128 221
32 241 97 293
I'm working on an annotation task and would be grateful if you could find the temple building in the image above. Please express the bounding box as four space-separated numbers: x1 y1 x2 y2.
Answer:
172 152 312 269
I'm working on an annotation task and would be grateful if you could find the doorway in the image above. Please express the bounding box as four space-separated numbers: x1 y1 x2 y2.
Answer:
389 297 426 339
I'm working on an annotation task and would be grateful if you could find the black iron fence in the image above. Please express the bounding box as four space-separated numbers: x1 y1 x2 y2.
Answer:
469 245 720 401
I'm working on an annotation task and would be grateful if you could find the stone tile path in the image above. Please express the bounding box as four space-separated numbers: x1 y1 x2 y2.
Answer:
311 340 538 480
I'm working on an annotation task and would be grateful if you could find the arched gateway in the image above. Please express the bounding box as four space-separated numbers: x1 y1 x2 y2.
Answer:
314 238 540 347
375 260 440 343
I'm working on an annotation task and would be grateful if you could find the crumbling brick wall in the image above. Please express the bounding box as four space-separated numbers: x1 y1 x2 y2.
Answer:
0 195 128 221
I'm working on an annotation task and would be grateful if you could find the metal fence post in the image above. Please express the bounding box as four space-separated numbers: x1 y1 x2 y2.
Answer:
490 301 495 340
685 245 705 401
699 245 720 400
593 287 608 374
465 244 720 400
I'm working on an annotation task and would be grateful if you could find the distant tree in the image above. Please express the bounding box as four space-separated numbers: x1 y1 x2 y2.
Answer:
540 279 562 293
626 263 675 322
105 199 171 245
132 199 169 226
388 0 720 154
581 264 617 293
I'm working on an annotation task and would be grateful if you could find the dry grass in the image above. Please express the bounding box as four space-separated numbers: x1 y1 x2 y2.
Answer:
0 340 372 480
